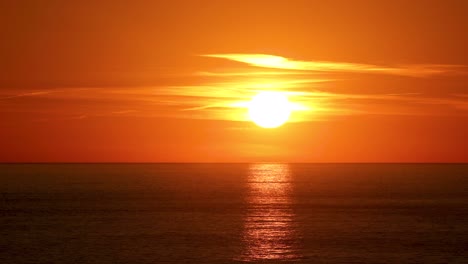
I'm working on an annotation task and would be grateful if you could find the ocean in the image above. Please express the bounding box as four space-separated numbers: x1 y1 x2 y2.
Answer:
1 163 467 263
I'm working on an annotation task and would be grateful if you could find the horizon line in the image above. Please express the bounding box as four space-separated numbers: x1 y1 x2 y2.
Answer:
1 162 467 165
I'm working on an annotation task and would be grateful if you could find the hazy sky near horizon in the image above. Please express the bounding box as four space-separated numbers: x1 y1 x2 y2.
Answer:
1 0 468 162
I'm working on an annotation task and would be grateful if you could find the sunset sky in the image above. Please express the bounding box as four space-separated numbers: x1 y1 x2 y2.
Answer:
1 0 467 162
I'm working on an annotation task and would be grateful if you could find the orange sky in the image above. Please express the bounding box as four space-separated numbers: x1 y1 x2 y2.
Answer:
1 0 467 162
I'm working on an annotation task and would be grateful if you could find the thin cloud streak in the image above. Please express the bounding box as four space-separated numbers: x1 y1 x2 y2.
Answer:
203 54 465 77
2 85 467 123
0 90 56 99
196 70 326 77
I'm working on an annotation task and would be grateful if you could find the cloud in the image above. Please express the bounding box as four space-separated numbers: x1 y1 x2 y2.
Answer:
196 70 320 77
2 85 467 123
0 90 56 99
2 54 467 122
203 54 465 77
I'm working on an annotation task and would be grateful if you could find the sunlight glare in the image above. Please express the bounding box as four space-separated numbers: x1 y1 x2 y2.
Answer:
248 91 292 128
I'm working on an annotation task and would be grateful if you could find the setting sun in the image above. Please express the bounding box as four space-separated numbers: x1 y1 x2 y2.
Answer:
248 91 292 128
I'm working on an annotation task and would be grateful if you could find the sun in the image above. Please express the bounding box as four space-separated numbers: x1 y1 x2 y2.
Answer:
248 91 292 128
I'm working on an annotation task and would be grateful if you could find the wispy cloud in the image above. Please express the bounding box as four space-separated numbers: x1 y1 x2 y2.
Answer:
4 84 467 123
196 70 320 77
203 54 465 77
2 54 467 122
0 90 56 99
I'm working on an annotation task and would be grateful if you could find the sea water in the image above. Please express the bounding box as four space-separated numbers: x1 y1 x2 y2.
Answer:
1 163 467 263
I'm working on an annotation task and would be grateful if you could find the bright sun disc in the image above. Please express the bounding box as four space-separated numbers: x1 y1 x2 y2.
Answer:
248 91 291 128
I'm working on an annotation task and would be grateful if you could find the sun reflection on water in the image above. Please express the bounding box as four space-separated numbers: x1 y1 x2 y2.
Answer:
237 163 302 262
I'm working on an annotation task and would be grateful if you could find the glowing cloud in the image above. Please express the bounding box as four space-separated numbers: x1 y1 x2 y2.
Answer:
203 54 463 77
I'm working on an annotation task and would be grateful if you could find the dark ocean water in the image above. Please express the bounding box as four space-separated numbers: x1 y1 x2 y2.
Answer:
1 163 467 263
